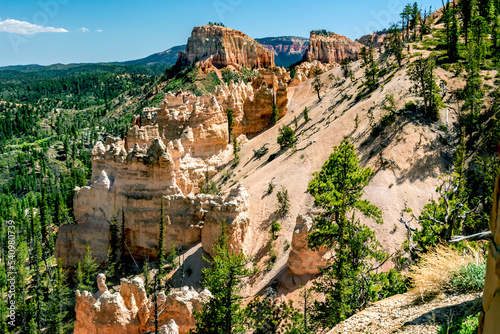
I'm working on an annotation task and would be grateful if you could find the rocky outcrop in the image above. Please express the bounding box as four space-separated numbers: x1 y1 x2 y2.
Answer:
356 32 387 49
176 25 274 71
256 36 309 67
290 60 338 87
74 274 210 334
287 214 330 275
55 71 293 267
302 31 362 64
55 25 294 269
479 147 500 334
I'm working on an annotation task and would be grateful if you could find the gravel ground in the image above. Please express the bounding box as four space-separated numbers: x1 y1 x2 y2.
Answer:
327 293 482 334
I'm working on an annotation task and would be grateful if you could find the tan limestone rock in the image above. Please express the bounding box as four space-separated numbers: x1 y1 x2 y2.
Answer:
201 184 251 256
176 24 274 71
74 275 211 334
287 214 329 276
290 61 338 86
159 320 179 334
480 146 500 334
356 32 387 49
302 31 362 64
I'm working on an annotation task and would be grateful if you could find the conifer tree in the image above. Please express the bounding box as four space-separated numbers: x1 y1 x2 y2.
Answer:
462 42 485 137
408 56 443 120
76 245 99 292
386 24 405 67
190 230 251 334
307 139 387 328
107 211 120 277
492 13 500 61
449 7 460 62
32 235 43 332
226 108 235 142
158 196 166 276
244 288 303 334
340 58 353 80
0 261 8 333
312 70 324 102
46 260 70 334
362 47 380 91
120 209 126 267
459 0 475 46
410 2 420 40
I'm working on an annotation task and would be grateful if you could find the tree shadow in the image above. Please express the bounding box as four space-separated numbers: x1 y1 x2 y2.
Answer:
356 111 452 185
170 243 210 289
402 296 481 328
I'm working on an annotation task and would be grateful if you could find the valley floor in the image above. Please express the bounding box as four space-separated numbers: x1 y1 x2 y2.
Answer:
327 293 481 334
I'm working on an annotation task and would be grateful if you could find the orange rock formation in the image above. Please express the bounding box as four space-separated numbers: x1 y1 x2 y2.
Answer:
302 31 362 64
55 69 290 267
74 274 210 334
176 25 274 70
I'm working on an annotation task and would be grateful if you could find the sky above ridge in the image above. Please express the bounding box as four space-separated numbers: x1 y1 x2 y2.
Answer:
0 0 441 66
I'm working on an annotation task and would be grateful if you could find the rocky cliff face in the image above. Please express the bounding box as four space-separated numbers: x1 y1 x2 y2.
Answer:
302 31 362 64
74 274 210 334
356 32 387 49
176 25 274 70
290 60 338 87
256 36 309 67
287 214 329 275
55 69 290 267
479 147 500 334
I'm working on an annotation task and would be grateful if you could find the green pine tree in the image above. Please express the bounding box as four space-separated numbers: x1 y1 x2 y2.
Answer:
449 6 460 62
307 139 387 328
226 108 235 142
190 230 251 334
76 245 99 292
462 42 485 137
46 260 70 334
158 196 166 276
362 46 380 91
407 56 443 120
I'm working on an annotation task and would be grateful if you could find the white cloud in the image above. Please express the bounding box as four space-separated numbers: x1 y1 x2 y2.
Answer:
79 27 89 33
0 18 68 35
96 29 103 33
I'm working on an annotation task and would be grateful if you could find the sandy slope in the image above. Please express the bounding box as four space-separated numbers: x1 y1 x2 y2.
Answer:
220 54 458 299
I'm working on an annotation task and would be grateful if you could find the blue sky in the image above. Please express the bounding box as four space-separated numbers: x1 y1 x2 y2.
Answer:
0 0 441 66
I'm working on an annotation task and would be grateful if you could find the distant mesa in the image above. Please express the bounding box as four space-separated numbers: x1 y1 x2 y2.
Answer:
289 30 363 86
302 30 363 64
174 24 275 71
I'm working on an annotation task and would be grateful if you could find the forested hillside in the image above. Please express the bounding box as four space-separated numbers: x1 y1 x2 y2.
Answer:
0 63 168 332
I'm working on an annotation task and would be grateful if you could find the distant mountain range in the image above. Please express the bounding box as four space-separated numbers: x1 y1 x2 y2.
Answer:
256 36 309 67
117 45 186 66
0 36 309 72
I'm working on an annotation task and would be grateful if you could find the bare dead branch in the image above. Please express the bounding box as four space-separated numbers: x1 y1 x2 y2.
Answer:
448 231 493 243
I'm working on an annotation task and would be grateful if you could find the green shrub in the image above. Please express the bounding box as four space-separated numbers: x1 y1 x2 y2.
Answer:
267 181 275 194
370 112 396 137
441 63 452 71
270 220 282 240
380 112 396 127
405 101 417 112
277 125 296 150
369 269 408 302
438 313 479 334
275 187 290 219
303 107 310 122
448 262 486 293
